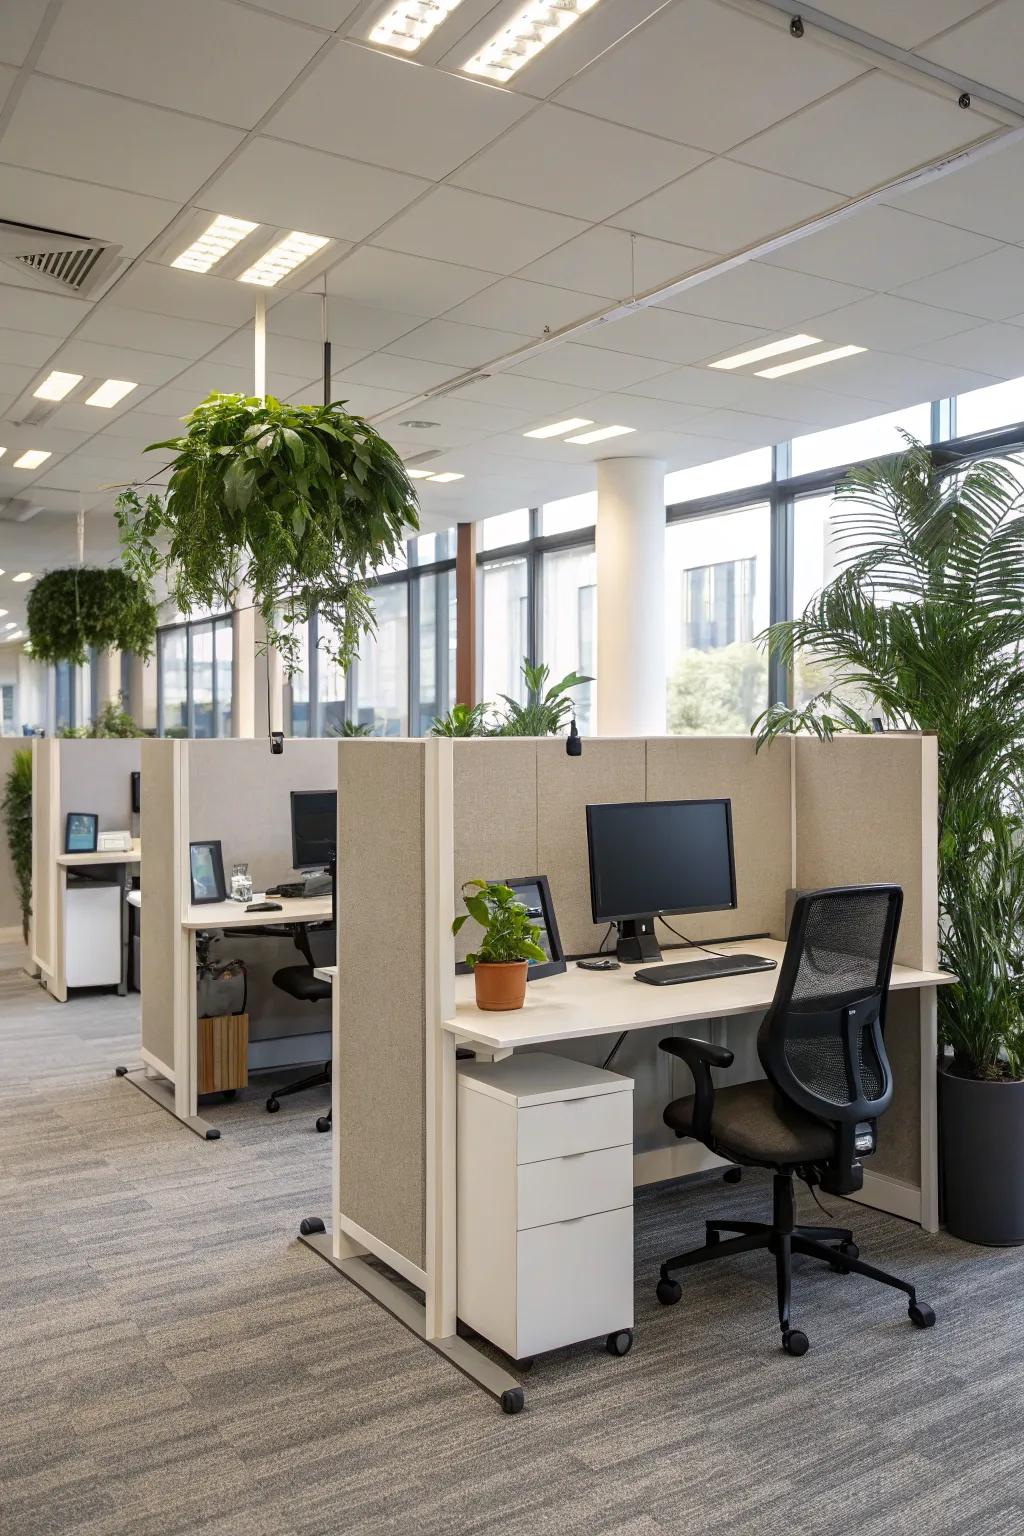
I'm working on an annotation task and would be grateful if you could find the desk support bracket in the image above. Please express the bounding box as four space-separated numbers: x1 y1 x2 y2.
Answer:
297 1225 524 1413
115 1066 220 1140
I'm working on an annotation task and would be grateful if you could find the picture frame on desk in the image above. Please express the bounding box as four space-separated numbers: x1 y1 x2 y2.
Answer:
65 811 98 854
456 874 566 980
189 840 227 905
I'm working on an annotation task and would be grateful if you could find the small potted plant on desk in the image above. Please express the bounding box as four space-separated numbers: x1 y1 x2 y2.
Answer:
453 880 547 1011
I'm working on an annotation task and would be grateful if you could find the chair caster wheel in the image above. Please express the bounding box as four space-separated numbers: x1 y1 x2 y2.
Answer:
299 1217 325 1236
266 1097 280 1113
315 1116 331 1132
830 1240 859 1272
909 1301 935 1329
606 1329 633 1356
222 1089 236 1102
500 1388 524 1415
115 1065 128 1077
782 1329 809 1356
723 1166 743 1183
656 1277 682 1306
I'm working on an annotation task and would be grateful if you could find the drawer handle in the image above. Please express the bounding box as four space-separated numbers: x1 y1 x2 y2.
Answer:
561 1150 589 1160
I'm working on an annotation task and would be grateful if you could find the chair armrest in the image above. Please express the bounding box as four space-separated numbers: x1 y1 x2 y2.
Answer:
659 1036 734 1144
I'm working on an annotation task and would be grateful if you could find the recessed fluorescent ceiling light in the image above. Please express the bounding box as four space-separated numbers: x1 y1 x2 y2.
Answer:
86 378 137 409
4 621 15 628
12 572 32 582
6 630 23 640
172 214 258 274
0 448 5 460
524 417 594 439
13 451 49 469
566 425 635 444
464 0 599 81
370 0 465 52
238 231 330 287
428 471 464 483
0 609 6 617
709 335 821 371
33 370 82 401
756 344 866 379
407 468 435 479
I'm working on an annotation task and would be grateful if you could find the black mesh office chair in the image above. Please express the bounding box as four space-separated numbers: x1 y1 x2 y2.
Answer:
656 885 935 1356
265 923 333 1131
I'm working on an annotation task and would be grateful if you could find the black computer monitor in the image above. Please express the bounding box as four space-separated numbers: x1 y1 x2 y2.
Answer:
586 799 737 962
291 789 337 871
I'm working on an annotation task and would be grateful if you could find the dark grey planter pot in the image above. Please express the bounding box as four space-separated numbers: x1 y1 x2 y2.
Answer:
939 1061 1024 1245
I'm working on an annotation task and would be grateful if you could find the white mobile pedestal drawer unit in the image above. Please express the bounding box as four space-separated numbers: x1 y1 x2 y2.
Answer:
457 1052 634 1361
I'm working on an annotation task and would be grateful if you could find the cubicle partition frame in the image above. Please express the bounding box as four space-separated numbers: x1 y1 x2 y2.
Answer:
32 737 142 1002
123 737 338 1139
306 732 948 1410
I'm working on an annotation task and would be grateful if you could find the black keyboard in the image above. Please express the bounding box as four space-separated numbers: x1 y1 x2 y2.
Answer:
635 954 778 986
266 882 305 899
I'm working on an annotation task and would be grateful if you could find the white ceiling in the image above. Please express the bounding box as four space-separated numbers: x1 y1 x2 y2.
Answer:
0 0 1023 637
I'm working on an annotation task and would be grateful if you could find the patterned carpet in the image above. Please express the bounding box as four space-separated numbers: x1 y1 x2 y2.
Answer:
2 941 1023 1536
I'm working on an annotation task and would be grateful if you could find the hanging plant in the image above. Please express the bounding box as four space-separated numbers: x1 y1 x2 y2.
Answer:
26 567 157 666
115 392 418 676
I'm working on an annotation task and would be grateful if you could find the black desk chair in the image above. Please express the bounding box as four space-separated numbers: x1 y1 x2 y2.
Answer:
656 885 935 1356
265 924 333 1131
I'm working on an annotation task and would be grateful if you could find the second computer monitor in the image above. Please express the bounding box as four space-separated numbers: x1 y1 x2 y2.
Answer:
291 789 337 871
586 798 736 962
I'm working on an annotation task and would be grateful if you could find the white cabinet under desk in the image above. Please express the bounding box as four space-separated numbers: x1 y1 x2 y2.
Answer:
457 1052 634 1362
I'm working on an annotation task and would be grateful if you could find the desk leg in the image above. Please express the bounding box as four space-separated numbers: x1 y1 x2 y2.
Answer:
122 927 220 1140
919 986 939 1234
118 869 130 997
50 866 68 1003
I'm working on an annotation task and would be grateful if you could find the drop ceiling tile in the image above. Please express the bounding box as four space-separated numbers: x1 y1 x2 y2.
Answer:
444 278 600 336
893 245 1024 320
323 248 498 317
111 263 264 328
36 453 151 494
211 328 364 379
133 384 209 418
0 62 16 113
810 292 979 350
335 353 459 394
883 136 1024 244
0 328 58 369
0 283 86 340
270 292 421 350
170 359 313 400
765 206 999 290
688 408 813 447
556 0 863 153
911 323 1024 379
266 41 531 180
386 318 531 368
412 397 534 434
457 372 600 415
577 307 765 366
245 0 361 23
39 0 323 129
613 160 841 256
733 73 1001 197
0 0 49 65
2 77 244 200
0 362 52 398
0 164 182 260
51 339 184 388
660 261 869 327
567 391 712 433
511 342 674 391
327 380 410 416
921 1 1024 102
796 349 997 407
518 227 712 302
100 410 186 444
623 364 881 422
807 0 989 48
374 188 587 275
202 138 427 244
450 105 707 222
76 306 234 362
53 396 156 435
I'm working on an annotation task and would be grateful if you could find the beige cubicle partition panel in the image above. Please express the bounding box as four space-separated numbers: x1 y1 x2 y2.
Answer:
140 739 178 1077
337 740 427 1270
31 739 56 977
0 737 26 938
59 739 140 834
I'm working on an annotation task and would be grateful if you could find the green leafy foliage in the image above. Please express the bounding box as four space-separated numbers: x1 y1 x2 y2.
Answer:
115 392 418 677
326 719 374 738
26 567 156 666
2 748 32 943
452 879 548 967
59 696 145 739
429 660 591 737
753 436 1024 1077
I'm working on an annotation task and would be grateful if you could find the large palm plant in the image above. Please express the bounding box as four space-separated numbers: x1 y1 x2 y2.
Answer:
756 437 1024 1078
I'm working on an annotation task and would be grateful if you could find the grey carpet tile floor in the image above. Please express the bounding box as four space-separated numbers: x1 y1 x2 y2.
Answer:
3 941 1024 1536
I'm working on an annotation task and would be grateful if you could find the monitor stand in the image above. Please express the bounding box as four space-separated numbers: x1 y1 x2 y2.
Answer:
615 917 662 964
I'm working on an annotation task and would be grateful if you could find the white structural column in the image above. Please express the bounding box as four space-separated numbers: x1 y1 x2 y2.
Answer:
595 457 666 736
94 648 121 710
129 652 158 733
232 601 284 738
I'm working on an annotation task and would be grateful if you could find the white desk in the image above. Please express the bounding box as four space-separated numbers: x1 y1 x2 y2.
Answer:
48 840 141 1002
123 891 333 1139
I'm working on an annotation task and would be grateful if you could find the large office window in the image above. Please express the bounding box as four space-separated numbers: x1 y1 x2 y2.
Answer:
352 582 409 735
665 504 770 735
157 615 232 738
791 405 932 477
414 567 456 735
540 544 596 731
481 555 529 704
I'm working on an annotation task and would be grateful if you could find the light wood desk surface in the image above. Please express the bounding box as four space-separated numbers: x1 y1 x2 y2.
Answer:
182 893 333 930
444 938 953 1051
57 839 141 868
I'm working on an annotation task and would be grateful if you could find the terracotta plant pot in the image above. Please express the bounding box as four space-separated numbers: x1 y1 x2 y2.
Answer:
474 960 529 1012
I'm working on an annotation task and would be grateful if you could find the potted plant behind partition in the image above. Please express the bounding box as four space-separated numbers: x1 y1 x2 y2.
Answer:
114 392 418 679
754 436 1024 1244
429 660 592 737
2 748 32 944
453 880 547 1011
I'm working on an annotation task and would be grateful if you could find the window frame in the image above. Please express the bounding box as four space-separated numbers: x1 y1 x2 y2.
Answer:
156 612 233 738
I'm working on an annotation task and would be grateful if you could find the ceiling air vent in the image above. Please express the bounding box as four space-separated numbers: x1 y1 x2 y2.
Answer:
0 219 122 297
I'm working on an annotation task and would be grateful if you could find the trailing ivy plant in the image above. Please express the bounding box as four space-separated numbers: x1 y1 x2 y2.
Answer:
115 392 418 677
26 567 156 666
2 748 32 943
